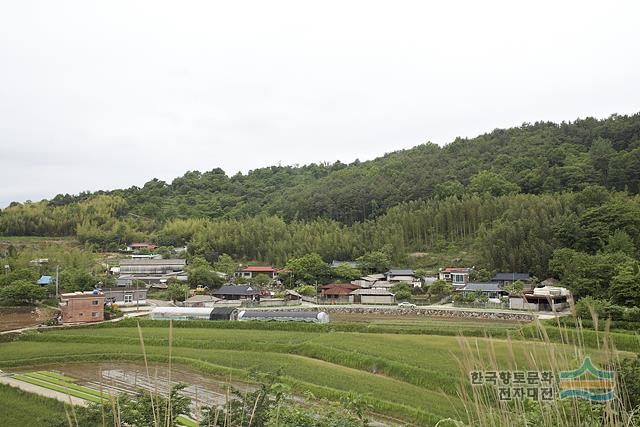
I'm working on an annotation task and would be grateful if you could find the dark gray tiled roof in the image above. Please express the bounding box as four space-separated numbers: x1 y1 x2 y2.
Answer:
461 282 503 292
491 272 531 281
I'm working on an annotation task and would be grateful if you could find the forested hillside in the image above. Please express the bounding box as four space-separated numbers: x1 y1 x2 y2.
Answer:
3 113 640 227
2 113 640 305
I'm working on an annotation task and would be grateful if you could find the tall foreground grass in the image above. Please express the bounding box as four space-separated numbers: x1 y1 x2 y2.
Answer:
454 312 640 427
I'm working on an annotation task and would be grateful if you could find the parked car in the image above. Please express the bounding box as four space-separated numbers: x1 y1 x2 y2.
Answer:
397 301 417 308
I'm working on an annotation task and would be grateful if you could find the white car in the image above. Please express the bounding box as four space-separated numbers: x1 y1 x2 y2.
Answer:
397 301 417 308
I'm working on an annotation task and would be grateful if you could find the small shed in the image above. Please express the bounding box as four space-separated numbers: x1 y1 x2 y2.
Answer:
349 288 395 305
284 289 303 301
210 307 239 320
509 291 569 312
184 295 221 308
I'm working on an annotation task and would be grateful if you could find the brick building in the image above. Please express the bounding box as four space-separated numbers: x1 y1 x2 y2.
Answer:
59 291 105 324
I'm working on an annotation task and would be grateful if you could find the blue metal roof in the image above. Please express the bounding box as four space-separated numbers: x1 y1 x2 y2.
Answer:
37 275 52 285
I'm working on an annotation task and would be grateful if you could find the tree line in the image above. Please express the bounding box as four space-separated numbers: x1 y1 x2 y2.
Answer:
2 113 640 231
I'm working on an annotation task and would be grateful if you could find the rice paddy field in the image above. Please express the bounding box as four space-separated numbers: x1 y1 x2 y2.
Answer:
1 316 638 426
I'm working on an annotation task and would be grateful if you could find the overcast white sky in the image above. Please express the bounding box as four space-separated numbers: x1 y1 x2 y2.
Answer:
1 1 639 208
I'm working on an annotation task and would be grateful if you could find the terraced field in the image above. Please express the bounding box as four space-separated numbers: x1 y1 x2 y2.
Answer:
1 318 632 426
7 370 198 427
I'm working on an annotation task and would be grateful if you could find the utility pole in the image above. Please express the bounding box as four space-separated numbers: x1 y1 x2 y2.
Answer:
55 265 60 298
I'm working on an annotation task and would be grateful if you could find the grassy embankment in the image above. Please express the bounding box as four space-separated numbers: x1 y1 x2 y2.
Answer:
0 382 72 426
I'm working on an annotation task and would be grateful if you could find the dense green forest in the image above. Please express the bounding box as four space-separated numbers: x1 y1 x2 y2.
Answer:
2 113 640 305
3 113 640 227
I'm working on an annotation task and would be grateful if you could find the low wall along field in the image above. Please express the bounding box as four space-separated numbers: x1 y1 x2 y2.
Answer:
263 305 536 322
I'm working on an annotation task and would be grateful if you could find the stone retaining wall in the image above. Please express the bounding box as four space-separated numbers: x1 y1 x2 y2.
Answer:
261 306 535 322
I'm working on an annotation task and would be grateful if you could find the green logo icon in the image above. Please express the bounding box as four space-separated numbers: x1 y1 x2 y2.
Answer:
559 357 615 401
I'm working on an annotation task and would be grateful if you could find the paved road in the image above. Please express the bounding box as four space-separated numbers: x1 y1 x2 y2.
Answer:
0 374 88 407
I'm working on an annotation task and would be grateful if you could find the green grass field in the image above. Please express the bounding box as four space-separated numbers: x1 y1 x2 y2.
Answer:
2 318 636 426
0 382 72 426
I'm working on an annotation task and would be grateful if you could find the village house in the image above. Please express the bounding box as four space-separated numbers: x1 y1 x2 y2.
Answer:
321 283 360 303
385 268 415 281
490 272 532 288
235 266 279 279
117 258 188 287
385 268 422 288
101 286 148 307
509 286 570 312
438 267 473 288
59 290 105 324
183 294 221 308
284 289 303 302
119 258 186 275
457 282 508 300
351 273 386 288
213 285 261 301
370 280 395 290
349 288 395 305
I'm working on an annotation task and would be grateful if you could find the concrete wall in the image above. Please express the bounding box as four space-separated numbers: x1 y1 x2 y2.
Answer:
259 298 302 307
360 295 395 305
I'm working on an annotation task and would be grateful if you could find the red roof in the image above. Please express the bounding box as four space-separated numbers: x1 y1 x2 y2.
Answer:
128 243 158 248
442 267 468 272
239 266 277 273
321 286 353 296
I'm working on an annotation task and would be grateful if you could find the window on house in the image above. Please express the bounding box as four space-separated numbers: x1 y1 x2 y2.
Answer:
452 274 464 283
91 312 98 317
92 300 99 305
79 313 83 316
124 294 133 303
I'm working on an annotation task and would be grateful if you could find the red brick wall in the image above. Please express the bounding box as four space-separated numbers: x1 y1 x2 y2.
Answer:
60 295 105 323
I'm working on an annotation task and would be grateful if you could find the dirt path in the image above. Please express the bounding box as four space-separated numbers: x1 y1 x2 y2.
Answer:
0 373 88 407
